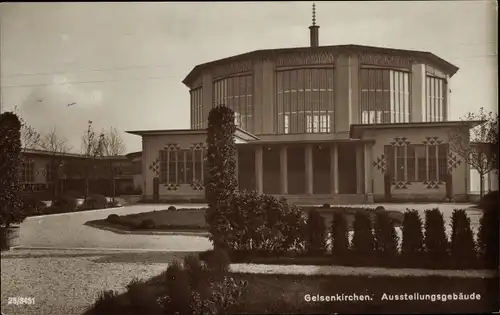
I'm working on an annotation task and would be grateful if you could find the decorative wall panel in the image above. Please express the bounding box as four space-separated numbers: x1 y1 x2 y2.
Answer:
148 156 160 177
425 65 447 79
275 51 337 67
447 152 462 172
358 52 413 69
373 154 387 173
212 60 253 79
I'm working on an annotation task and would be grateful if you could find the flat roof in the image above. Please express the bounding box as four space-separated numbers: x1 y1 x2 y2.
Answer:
183 44 459 86
126 127 260 142
350 120 485 138
21 148 129 160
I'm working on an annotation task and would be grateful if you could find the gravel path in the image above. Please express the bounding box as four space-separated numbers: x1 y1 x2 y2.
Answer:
2 247 495 315
0 249 190 315
230 264 496 278
20 204 212 250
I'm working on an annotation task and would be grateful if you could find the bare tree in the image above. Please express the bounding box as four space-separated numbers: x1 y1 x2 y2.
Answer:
81 121 105 202
101 127 126 201
12 106 41 150
449 107 499 197
39 126 71 201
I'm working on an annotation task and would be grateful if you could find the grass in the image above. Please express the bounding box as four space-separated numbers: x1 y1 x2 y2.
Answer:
85 206 404 232
86 271 499 314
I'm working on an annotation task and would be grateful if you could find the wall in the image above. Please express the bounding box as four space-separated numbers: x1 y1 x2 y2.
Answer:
360 126 468 201
142 133 207 201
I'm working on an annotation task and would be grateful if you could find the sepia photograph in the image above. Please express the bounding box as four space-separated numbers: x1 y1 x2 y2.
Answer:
0 1 498 314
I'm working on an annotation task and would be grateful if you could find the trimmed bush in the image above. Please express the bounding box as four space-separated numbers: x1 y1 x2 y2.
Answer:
168 206 177 211
331 212 349 258
83 194 108 210
374 211 399 259
305 209 326 256
183 255 208 290
478 190 499 210
50 195 78 213
22 195 48 216
162 260 191 315
424 208 449 264
450 209 477 268
126 278 163 315
351 211 375 257
205 248 230 277
107 199 120 208
205 105 238 250
401 210 424 261
137 219 155 229
106 214 120 223
92 290 123 315
0 112 25 228
477 207 499 268
322 203 330 209
374 206 386 213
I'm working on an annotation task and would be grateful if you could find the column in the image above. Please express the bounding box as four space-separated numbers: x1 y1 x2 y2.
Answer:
202 71 213 128
356 145 363 194
411 64 425 122
330 144 339 194
262 60 275 134
305 145 313 195
255 146 263 193
364 142 372 194
280 146 288 194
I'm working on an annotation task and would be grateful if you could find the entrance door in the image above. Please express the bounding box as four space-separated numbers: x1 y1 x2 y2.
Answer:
337 144 357 194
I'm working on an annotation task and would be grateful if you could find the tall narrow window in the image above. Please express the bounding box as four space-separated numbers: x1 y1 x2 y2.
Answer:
160 148 205 185
213 74 253 133
21 159 34 183
190 87 203 129
424 76 446 122
276 68 334 134
385 143 448 183
360 68 411 124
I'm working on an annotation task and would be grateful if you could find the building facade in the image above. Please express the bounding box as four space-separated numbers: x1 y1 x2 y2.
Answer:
19 149 141 196
128 11 483 204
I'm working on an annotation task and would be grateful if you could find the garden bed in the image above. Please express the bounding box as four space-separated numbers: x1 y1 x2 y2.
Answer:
85 206 403 232
86 271 499 314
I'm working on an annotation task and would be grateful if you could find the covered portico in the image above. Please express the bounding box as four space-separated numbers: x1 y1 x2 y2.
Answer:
236 140 374 203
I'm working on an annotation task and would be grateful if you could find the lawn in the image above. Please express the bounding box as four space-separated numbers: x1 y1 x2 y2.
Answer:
86 271 499 314
86 206 404 232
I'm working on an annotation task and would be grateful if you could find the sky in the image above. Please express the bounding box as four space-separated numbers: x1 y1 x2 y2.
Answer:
0 1 497 154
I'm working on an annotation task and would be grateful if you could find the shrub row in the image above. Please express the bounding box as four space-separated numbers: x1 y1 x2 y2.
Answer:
22 194 118 216
203 205 496 269
91 249 243 315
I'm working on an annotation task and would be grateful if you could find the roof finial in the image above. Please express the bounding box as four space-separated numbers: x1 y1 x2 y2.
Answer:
312 3 316 26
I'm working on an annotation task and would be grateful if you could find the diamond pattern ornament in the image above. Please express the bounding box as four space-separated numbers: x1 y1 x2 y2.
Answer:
190 143 206 151
148 157 160 176
422 136 443 146
391 180 410 189
372 154 387 173
423 180 442 189
390 137 412 147
447 152 462 172
165 183 180 191
190 180 204 191
165 143 181 151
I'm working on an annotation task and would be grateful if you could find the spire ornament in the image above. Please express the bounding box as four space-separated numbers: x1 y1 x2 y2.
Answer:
312 3 316 26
